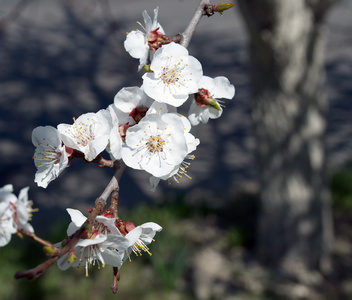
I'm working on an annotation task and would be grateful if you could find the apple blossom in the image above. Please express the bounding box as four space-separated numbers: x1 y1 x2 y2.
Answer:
188 75 235 126
58 109 112 161
124 7 167 70
0 184 17 247
32 126 69 188
142 42 203 107
57 209 129 276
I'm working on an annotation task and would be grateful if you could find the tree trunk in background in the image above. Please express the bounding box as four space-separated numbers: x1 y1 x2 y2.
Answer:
238 0 337 275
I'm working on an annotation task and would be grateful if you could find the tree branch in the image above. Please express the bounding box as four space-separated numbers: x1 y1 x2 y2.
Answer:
180 0 210 48
14 200 104 280
15 160 126 281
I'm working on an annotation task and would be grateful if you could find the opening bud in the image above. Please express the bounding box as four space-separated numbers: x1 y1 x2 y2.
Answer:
43 245 56 256
213 3 235 15
143 64 151 72
68 250 77 264
194 88 221 111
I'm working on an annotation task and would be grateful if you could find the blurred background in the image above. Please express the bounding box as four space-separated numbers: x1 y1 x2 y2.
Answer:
0 0 351 299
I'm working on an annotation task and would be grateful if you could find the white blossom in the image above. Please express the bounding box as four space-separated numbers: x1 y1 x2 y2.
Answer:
123 222 162 261
188 76 235 126
57 209 128 276
144 103 199 191
32 126 69 188
0 185 17 247
142 42 203 107
124 7 165 70
121 112 194 178
12 186 36 233
58 109 112 161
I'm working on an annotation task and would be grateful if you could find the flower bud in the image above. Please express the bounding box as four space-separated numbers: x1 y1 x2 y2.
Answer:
16 231 24 240
43 245 56 256
125 221 136 233
213 3 235 15
68 250 77 264
116 219 128 236
143 64 151 72
208 98 222 111
129 106 148 124
194 88 221 111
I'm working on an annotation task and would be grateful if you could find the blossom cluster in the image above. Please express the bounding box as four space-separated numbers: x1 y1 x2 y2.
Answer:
32 7 235 191
56 209 161 276
0 5 235 281
0 184 36 246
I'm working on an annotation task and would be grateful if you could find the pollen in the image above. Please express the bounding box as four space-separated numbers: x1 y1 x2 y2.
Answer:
65 117 96 147
160 65 181 86
146 135 165 153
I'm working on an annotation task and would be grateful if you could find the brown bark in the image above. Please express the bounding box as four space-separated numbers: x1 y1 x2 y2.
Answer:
238 0 337 275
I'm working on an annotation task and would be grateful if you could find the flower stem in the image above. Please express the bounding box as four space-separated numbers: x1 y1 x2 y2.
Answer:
111 267 120 294
17 228 57 249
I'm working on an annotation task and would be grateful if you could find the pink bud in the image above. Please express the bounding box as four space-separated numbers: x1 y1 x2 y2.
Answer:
129 106 148 124
125 222 136 233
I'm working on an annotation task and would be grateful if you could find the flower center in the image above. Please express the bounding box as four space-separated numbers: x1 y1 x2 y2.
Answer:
146 135 165 153
32 138 62 166
160 65 181 86
69 117 95 147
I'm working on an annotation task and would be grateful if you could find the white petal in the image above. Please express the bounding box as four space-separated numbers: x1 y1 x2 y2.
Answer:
101 248 124 268
16 186 30 224
208 106 223 120
76 235 106 247
66 209 86 235
32 126 61 148
149 176 160 191
124 31 148 59
107 128 123 160
146 102 169 115
188 101 201 126
100 235 128 252
121 147 144 171
125 227 143 247
212 76 235 99
57 253 71 270
185 133 200 153
140 222 162 232
0 231 12 247
199 109 210 124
